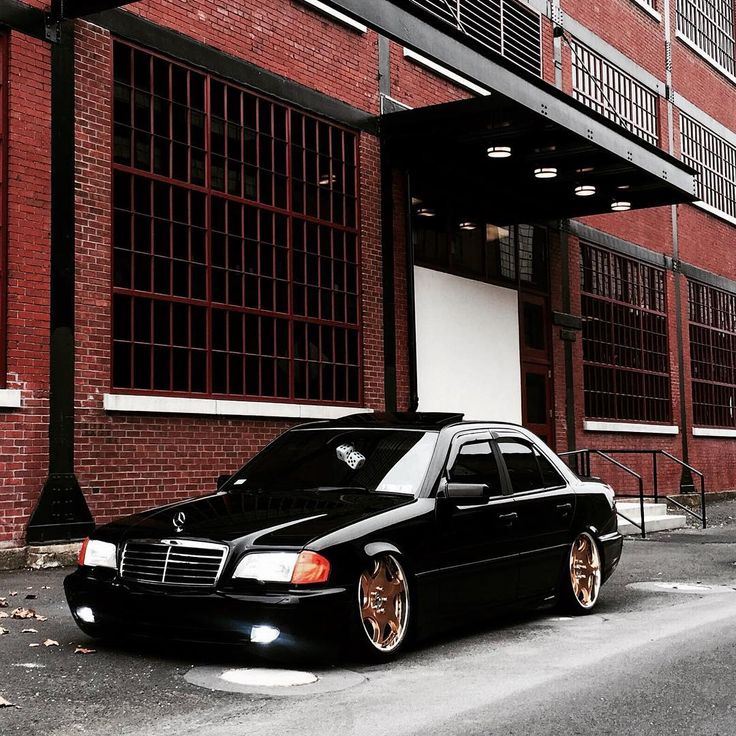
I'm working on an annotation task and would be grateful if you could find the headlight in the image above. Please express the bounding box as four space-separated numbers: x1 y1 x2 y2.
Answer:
79 538 117 570
232 551 330 584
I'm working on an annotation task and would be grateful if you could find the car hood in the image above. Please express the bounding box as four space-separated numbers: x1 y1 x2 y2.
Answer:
115 489 416 547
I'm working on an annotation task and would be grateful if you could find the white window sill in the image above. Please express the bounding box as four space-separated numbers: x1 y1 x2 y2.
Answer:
0 389 21 409
103 393 373 420
584 420 679 435
630 0 661 22
298 0 367 33
693 427 736 438
403 49 491 96
676 31 736 87
690 199 736 229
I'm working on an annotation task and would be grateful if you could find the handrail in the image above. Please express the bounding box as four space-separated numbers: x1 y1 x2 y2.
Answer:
559 449 646 538
594 449 707 530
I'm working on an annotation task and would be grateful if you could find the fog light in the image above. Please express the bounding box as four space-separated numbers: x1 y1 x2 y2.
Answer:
250 625 280 644
76 606 95 624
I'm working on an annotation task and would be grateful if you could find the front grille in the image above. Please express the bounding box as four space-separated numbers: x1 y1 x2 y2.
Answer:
120 540 228 587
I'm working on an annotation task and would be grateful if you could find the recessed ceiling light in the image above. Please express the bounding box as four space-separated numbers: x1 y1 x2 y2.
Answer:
617 184 630 190
487 146 512 159
459 221 477 230
534 167 558 179
611 200 631 211
576 166 594 173
318 173 336 186
416 207 436 217
574 185 596 197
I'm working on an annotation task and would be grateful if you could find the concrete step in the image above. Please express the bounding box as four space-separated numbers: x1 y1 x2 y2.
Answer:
616 500 688 535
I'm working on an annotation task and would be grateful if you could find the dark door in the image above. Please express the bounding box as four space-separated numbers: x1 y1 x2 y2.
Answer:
496 436 575 600
433 432 519 617
520 293 554 447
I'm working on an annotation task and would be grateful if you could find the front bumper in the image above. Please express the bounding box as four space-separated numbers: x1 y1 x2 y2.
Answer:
64 568 351 653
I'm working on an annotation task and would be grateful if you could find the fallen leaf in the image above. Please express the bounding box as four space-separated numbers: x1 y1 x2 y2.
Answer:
74 646 96 655
34 615 48 622
0 696 14 708
24 594 37 600
29 643 40 648
41 586 51 590
10 608 36 619
9 592 17 597
0 598 7 608
21 628 38 634
0 626 8 635
26 587 32 590
43 639 59 647
0 612 8 619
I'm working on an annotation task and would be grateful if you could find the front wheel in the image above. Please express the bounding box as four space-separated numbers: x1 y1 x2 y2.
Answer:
561 532 602 613
354 553 411 660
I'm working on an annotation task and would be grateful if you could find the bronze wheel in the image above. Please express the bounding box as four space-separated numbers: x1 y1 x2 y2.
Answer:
358 554 409 654
568 532 601 611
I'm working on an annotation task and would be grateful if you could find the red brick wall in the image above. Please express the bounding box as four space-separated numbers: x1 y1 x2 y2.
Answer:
0 32 52 546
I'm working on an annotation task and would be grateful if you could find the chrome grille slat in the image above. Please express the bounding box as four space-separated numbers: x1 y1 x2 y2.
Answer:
121 540 228 587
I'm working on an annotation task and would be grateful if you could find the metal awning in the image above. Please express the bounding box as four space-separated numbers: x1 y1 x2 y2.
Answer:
382 91 697 223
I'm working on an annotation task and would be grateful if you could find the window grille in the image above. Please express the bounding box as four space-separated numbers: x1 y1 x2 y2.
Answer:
581 243 671 423
406 0 542 77
681 114 736 220
112 42 361 404
570 39 659 146
677 0 736 77
688 280 736 427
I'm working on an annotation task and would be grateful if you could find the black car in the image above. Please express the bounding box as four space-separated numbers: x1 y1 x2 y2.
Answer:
65 412 623 659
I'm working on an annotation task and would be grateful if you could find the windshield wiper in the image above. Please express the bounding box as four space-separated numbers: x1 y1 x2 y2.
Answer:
302 486 371 493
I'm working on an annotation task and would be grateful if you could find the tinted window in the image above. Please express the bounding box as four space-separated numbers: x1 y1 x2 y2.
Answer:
230 429 438 497
498 440 544 493
449 440 502 495
535 447 566 488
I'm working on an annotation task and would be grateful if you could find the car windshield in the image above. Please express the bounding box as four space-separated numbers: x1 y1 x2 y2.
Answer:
229 428 439 497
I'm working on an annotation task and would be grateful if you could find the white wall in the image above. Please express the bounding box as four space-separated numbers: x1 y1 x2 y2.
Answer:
413 266 522 422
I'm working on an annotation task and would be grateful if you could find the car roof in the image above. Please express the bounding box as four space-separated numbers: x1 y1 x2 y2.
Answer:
300 412 527 432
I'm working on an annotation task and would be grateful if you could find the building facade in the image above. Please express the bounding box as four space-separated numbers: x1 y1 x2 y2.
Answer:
0 0 734 547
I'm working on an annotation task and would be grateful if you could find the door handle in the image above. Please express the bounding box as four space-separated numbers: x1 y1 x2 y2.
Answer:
556 502 572 516
497 512 518 526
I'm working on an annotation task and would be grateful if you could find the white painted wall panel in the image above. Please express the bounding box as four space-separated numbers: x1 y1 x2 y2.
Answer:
413 266 522 422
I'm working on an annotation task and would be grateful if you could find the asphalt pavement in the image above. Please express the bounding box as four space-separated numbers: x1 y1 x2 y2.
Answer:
2 507 736 736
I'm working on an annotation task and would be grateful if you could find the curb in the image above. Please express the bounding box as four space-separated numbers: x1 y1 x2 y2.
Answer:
0 543 81 571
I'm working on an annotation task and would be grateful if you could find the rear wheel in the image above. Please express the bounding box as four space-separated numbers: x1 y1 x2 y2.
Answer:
561 532 601 613
355 553 411 659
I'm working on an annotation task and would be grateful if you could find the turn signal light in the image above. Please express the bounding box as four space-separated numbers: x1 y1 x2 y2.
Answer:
78 537 90 566
290 551 330 584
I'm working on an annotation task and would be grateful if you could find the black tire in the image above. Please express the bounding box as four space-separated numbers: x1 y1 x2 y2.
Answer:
560 531 602 614
352 553 412 661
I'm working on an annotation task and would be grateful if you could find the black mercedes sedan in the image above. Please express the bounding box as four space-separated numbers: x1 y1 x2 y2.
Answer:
65 412 623 660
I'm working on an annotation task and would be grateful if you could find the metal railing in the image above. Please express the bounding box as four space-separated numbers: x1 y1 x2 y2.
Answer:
559 449 647 538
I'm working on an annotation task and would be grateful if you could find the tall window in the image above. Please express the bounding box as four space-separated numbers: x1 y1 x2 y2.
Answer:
570 38 658 146
406 0 542 77
581 243 671 423
677 0 736 77
112 42 361 404
681 114 736 221
689 280 736 427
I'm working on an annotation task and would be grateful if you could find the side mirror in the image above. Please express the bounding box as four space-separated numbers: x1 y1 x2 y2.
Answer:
440 479 490 505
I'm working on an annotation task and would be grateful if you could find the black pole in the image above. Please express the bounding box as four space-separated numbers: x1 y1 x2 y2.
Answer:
27 20 93 544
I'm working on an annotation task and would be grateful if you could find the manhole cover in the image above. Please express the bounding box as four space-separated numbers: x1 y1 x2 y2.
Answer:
185 665 365 696
627 581 736 594
220 668 318 687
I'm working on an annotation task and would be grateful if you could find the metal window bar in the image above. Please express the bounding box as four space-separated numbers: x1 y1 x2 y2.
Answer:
580 242 672 423
688 279 736 427
406 0 542 76
111 41 362 405
570 38 658 146
681 114 736 220
677 0 736 76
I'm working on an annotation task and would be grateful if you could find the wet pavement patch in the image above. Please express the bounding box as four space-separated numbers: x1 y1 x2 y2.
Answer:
627 581 736 594
184 665 365 696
